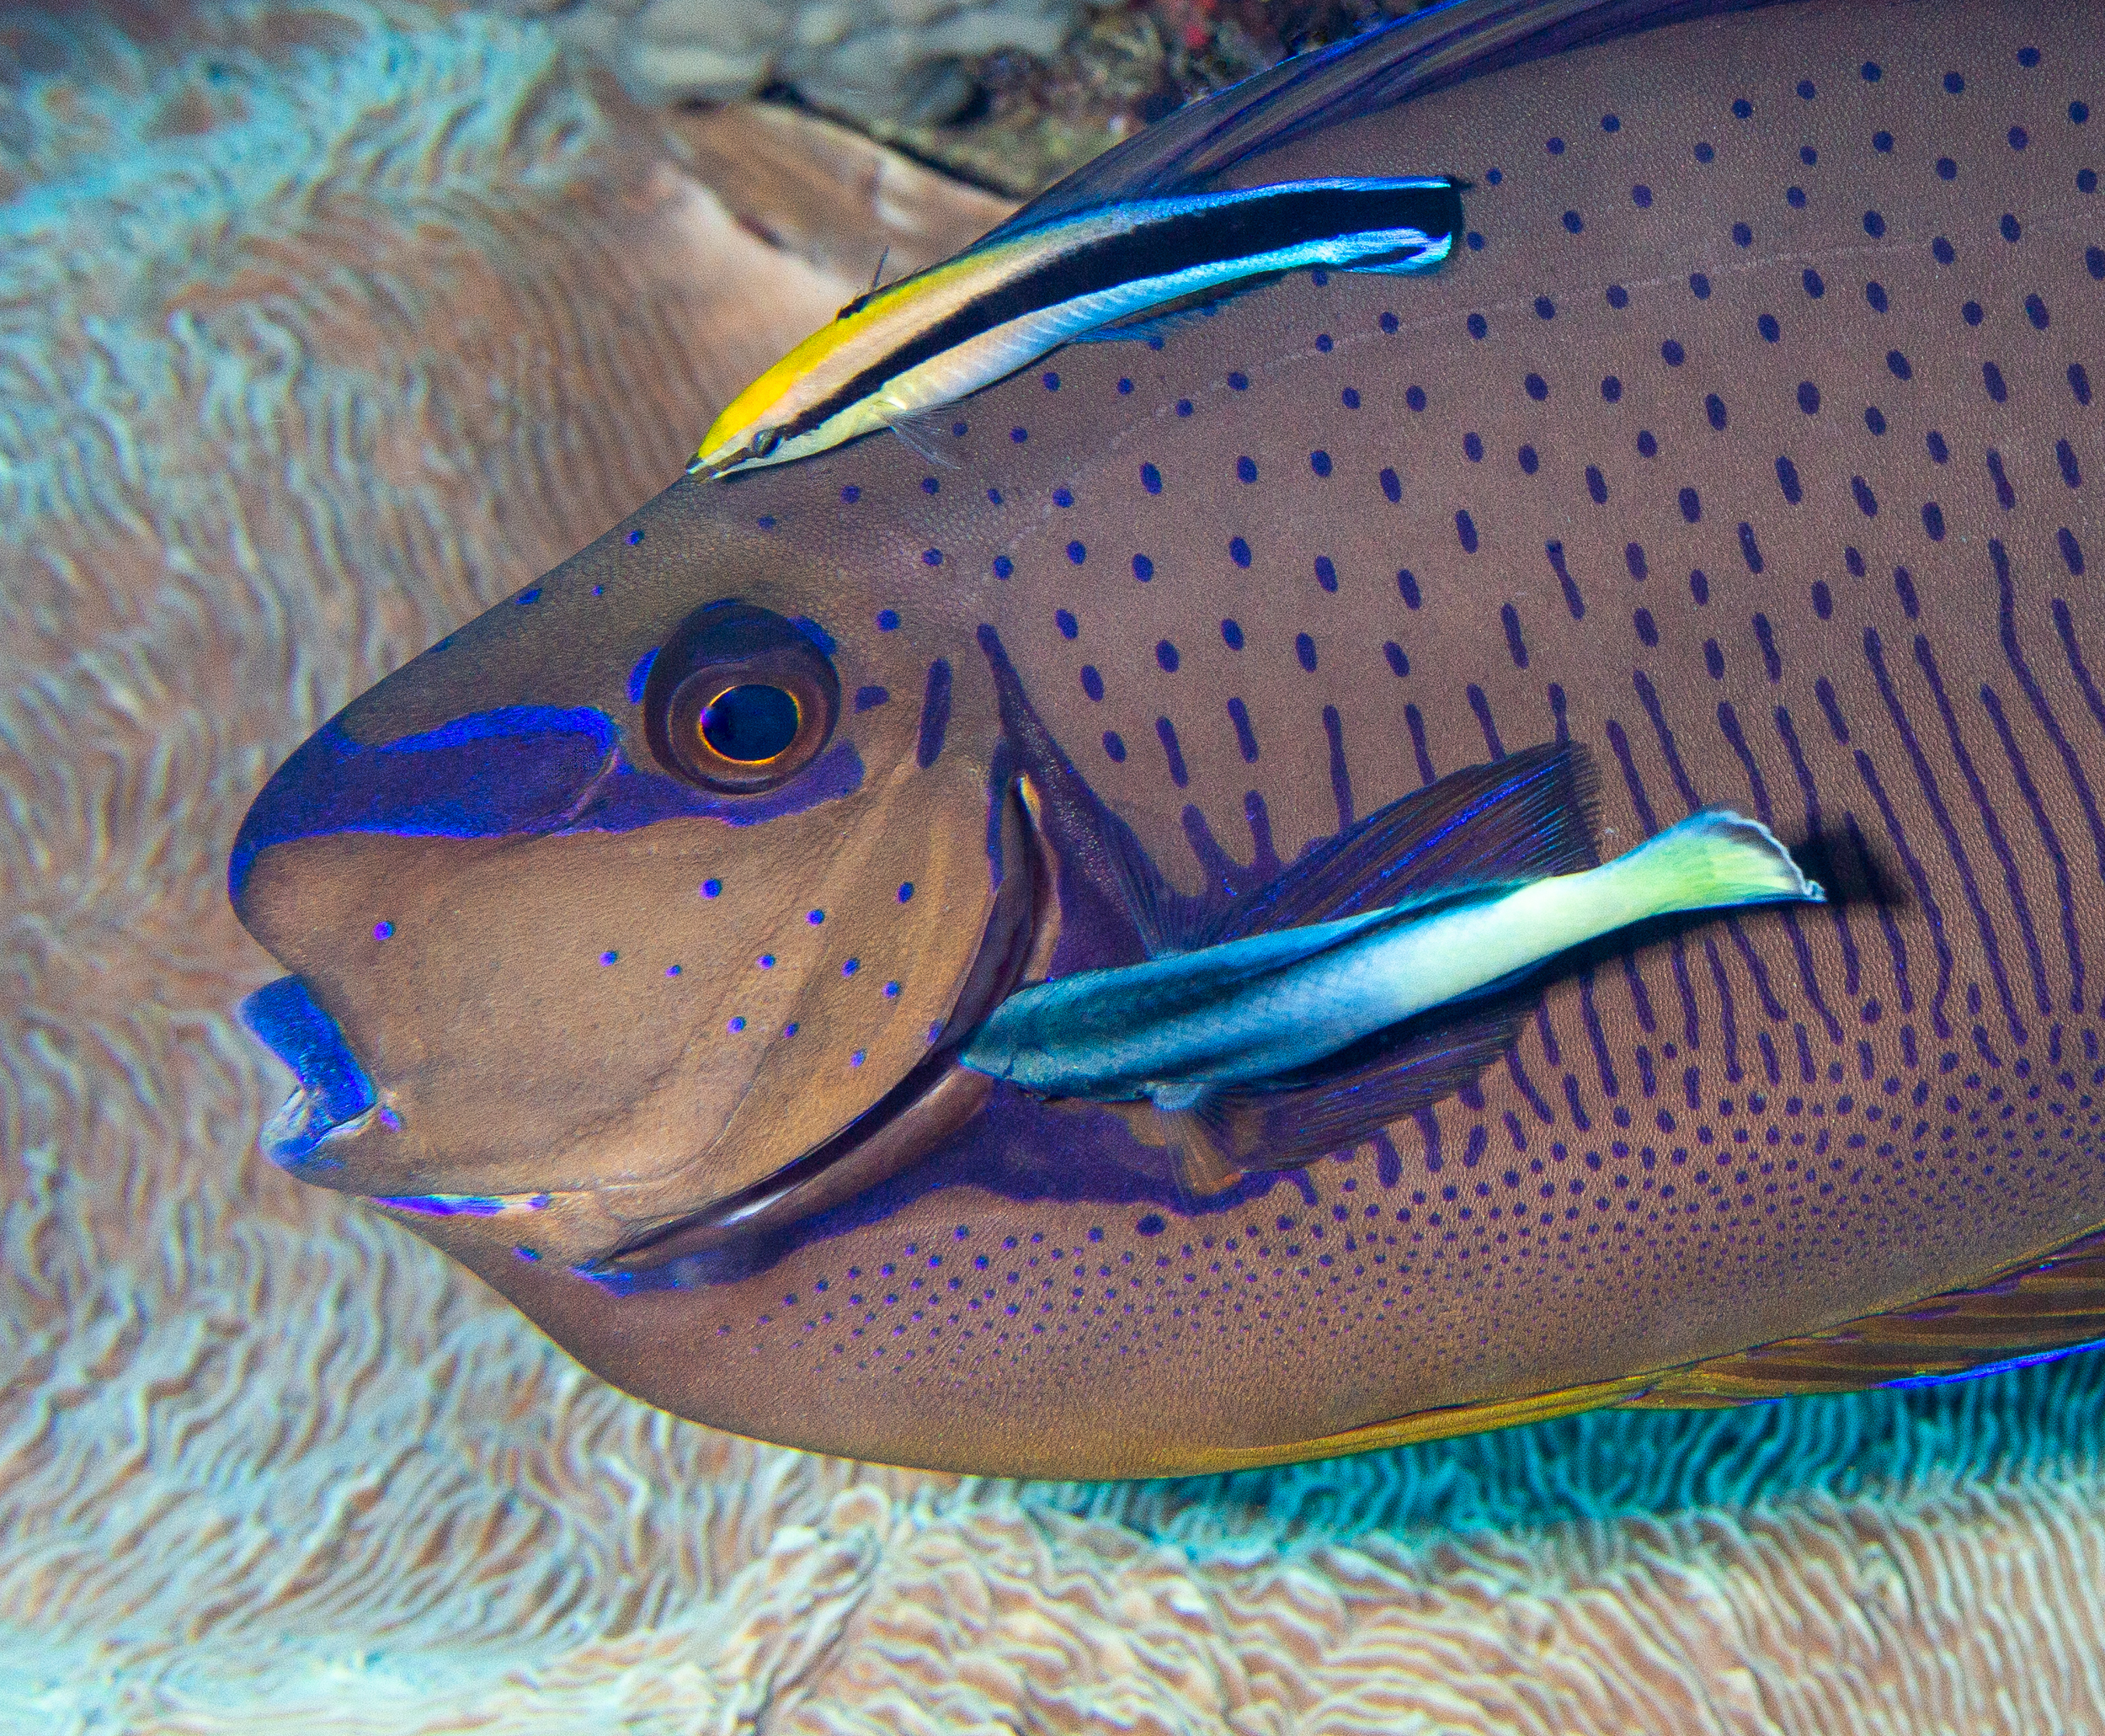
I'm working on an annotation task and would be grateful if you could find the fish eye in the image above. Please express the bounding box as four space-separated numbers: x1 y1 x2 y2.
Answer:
752 429 782 458
641 601 839 793
700 683 800 762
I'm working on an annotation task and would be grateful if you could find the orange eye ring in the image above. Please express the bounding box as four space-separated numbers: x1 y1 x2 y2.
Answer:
642 603 839 793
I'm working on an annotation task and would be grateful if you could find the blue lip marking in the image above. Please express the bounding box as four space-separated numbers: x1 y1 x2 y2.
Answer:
239 975 376 1159
230 704 864 898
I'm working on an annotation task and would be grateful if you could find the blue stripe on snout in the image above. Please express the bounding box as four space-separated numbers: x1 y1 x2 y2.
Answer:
230 704 863 899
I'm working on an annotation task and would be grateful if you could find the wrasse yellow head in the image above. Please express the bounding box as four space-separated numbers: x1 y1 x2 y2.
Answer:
693 274 925 477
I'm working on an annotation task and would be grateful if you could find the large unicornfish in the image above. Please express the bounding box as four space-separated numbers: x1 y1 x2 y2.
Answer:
231 0 2105 1478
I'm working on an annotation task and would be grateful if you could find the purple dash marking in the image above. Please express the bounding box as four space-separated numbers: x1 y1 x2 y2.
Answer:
1405 703 1434 783
1323 706 1353 828
898 881 914 902
916 659 952 768
1545 541 1585 618
1156 717 1188 787
666 964 681 977
1467 686 1505 759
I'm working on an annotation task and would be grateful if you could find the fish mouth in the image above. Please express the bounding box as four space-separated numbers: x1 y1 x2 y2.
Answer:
239 974 385 1168
594 775 1058 1274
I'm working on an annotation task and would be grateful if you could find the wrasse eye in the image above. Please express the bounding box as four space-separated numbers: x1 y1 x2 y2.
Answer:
751 428 782 459
642 601 839 793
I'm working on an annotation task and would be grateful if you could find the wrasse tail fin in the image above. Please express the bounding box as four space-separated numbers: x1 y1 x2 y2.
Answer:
1619 1222 2105 1407
1203 739 1596 949
1593 808 1823 917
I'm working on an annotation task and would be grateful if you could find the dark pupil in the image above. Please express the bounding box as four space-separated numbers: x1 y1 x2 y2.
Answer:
701 684 801 763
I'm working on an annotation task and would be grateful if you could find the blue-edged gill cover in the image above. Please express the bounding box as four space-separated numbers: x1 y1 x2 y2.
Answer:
228 0 2105 1478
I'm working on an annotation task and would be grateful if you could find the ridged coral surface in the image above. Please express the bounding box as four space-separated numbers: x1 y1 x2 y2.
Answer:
9 3 2105 1730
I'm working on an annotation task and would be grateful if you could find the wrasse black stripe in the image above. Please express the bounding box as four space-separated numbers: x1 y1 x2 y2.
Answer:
786 179 1464 442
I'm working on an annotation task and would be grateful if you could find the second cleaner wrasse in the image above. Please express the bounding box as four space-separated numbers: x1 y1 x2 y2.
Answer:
692 175 1462 477
961 743 1823 1195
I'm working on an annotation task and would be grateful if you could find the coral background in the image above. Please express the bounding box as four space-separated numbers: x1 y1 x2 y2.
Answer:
9 4 2105 1729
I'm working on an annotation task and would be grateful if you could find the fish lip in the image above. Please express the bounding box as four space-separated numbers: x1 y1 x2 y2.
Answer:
238 975 385 1170
596 779 1053 1273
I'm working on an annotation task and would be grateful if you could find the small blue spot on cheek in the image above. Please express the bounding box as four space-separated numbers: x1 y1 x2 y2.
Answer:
729 1017 746 1033
877 609 899 631
600 951 618 966
666 964 681 977
626 530 643 546
898 881 914 903
516 588 541 605
373 921 393 940
808 908 825 925
758 954 774 969
701 878 721 898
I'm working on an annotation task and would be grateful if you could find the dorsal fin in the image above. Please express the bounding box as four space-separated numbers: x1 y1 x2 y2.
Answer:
1203 740 1597 949
973 0 1734 248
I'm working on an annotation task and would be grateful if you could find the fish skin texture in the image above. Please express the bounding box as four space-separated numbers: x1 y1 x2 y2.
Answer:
234 0 2105 1477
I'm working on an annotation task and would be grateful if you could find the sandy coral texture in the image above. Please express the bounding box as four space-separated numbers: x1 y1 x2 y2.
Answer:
11 3 2105 1731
